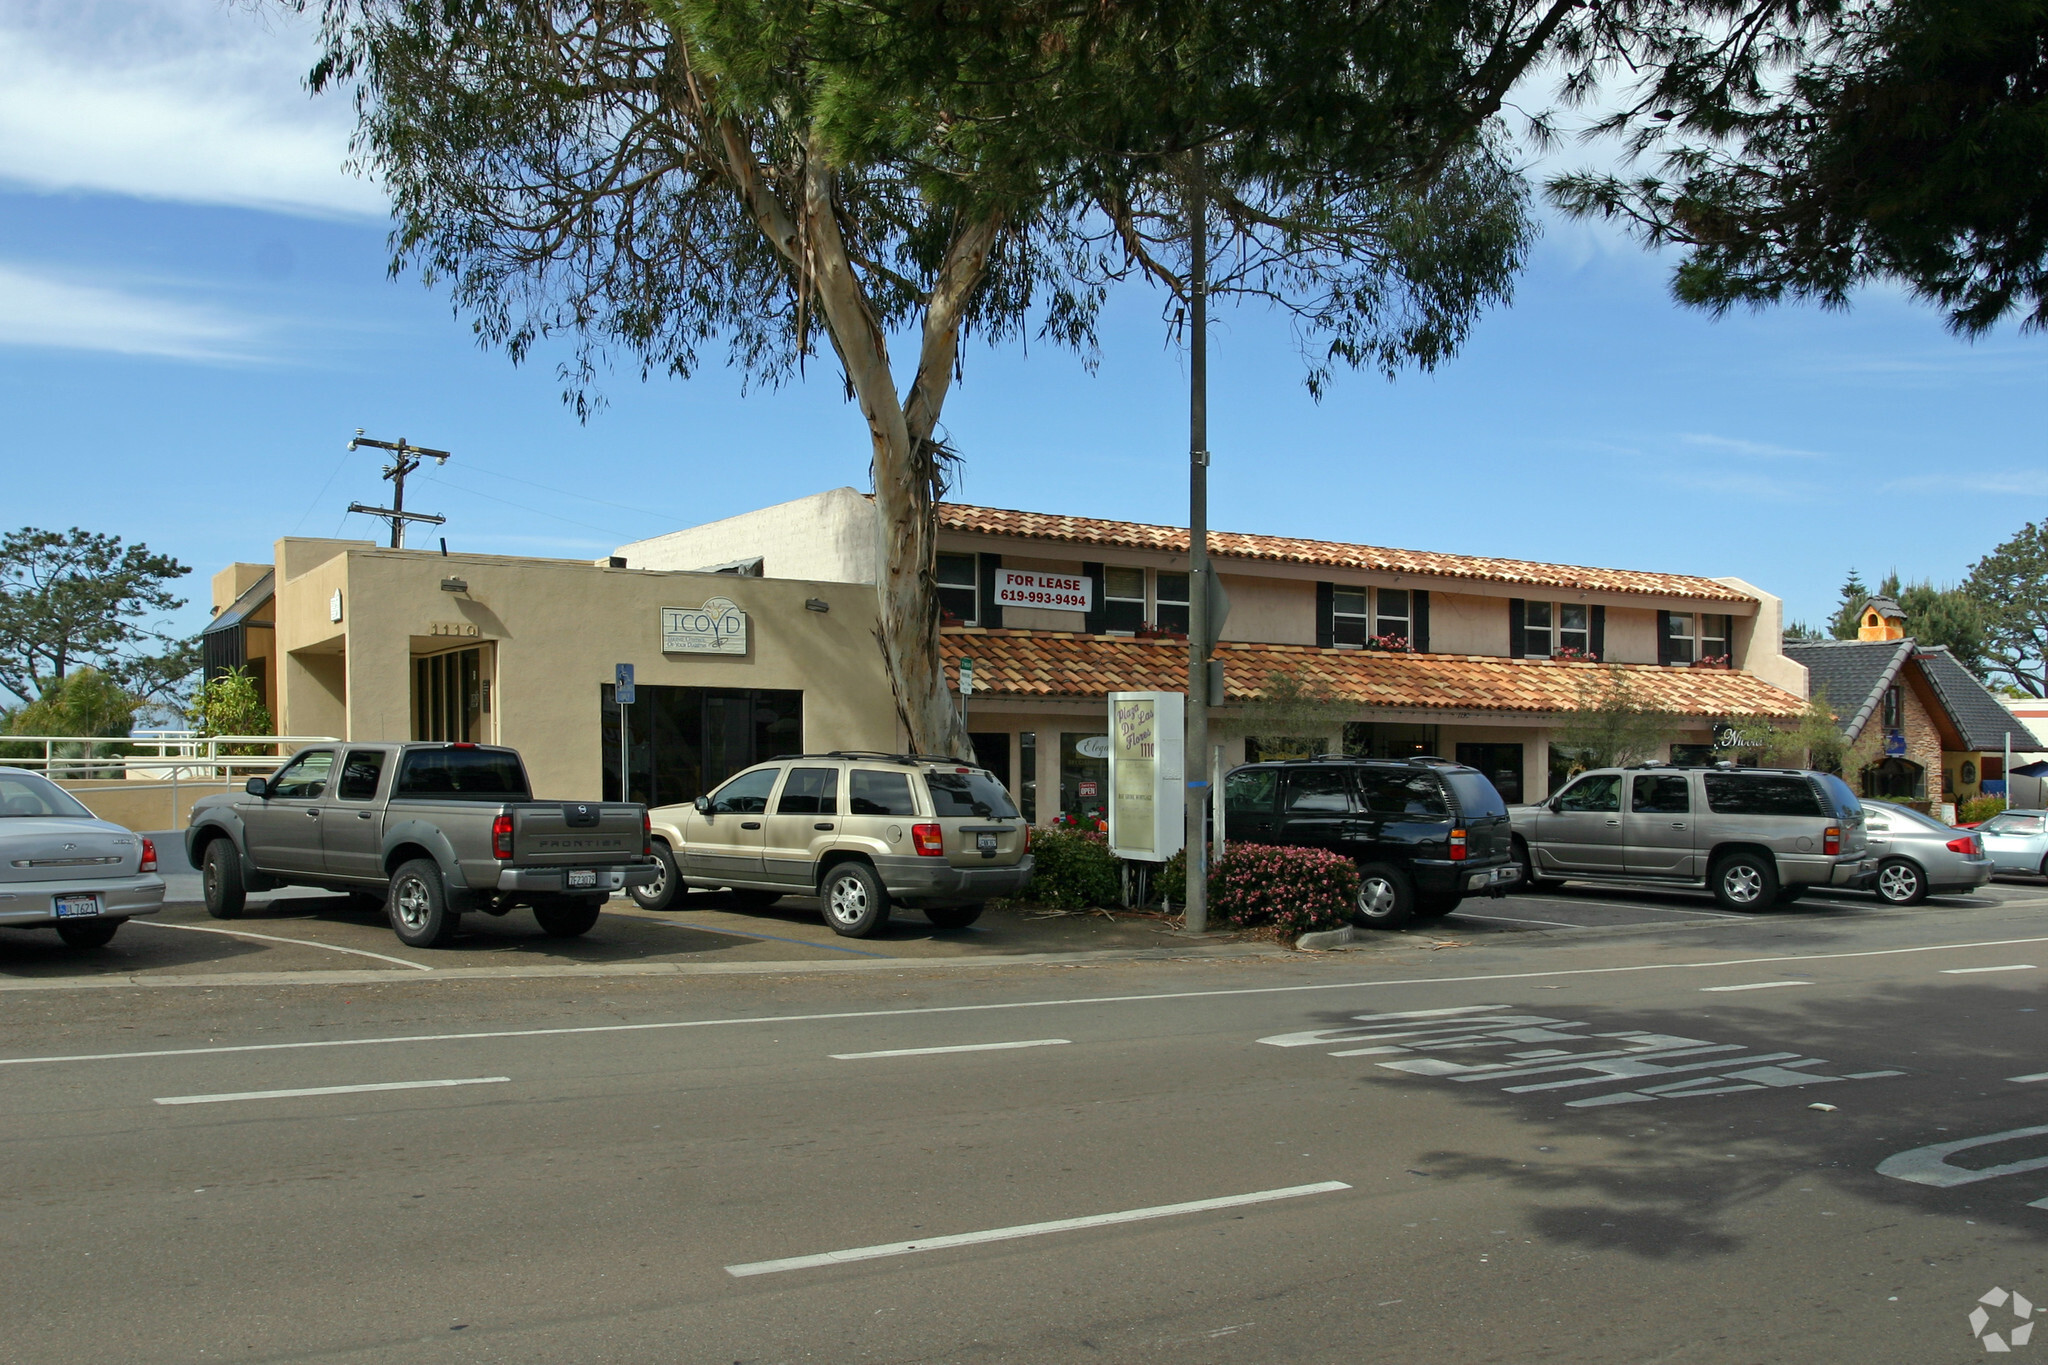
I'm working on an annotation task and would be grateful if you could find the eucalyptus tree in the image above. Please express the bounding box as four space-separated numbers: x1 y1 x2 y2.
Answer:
302 0 1616 756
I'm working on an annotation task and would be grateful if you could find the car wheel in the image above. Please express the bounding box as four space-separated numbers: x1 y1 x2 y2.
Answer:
387 858 461 948
1874 858 1928 906
730 889 783 910
1414 892 1461 919
202 838 246 920
819 862 890 938
630 843 681 911
2037 853 2048 880
924 903 984 930
1353 862 1416 929
1711 851 1781 911
533 897 604 937
55 918 124 949
1513 840 1560 892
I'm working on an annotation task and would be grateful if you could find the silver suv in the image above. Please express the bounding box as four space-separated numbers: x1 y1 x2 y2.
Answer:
1510 764 1876 910
639 752 1032 937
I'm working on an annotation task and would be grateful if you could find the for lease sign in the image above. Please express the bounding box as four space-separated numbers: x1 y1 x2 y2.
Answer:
996 568 1092 611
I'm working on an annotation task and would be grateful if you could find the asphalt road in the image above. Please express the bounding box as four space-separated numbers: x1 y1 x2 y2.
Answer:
7 880 2048 1362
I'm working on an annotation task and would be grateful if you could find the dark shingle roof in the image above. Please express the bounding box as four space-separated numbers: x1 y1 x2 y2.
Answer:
1915 646 2040 751
1782 639 1913 737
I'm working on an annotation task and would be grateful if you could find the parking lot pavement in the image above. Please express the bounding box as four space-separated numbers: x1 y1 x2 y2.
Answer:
1436 874 2045 934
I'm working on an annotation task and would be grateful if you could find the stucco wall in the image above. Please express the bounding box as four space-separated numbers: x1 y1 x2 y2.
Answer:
613 487 880 583
1217 572 1314 646
1716 577 1807 699
1426 591 1505 656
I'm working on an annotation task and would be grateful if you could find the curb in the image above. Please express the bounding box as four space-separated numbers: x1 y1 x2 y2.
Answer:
1294 926 1363 951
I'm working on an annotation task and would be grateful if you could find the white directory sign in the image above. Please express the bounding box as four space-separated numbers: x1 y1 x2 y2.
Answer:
661 596 748 654
1107 690 1185 862
996 568 1092 612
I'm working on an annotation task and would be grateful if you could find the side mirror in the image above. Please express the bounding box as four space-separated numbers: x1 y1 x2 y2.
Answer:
693 796 711 815
245 777 269 798
1547 799 1562 814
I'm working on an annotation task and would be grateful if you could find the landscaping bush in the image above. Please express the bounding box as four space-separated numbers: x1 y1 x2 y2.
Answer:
1148 848 1188 906
1021 827 1120 909
1959 795 2008 826
1208 843 1357 937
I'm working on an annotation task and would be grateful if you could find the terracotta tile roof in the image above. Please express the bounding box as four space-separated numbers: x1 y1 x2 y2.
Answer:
944 628 1806 718
937 502 1752 603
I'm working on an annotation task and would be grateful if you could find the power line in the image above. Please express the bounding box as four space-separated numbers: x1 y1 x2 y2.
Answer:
343 430 450 548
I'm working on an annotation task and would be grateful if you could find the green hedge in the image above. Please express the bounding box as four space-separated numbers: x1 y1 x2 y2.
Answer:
1021 828 1121 909
1959 795 2007 826
1207 843 1357 936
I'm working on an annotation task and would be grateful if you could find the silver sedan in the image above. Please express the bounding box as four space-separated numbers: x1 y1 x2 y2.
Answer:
1978 809 2048 878
0 767 165 948
1858 799 1995 905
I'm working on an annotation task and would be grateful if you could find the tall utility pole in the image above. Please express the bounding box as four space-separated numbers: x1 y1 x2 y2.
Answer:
345 430 451 548
1184 157 1212 935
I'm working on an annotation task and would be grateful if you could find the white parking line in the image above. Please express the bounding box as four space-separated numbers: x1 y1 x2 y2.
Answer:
133 921 433 971
1516 896 1744 920
831 1039 1070 1060
153 1076 509 1106
1701 981 1813 992
2008 1072 2048 1084
1450 912 1590 930
723 1181 1351 1277
1942 965 2038 974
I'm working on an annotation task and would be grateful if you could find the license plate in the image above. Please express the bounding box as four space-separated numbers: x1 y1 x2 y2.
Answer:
54 894 101 919
567 869 597 889
977 833 997 852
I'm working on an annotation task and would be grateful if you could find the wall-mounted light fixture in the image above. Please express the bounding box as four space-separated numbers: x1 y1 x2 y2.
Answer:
440 577 469 593
804 598 830 613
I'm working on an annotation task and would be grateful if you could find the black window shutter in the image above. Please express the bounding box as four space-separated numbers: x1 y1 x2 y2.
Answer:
1083 562 1106 635
977 552 1002 630
1508 599 1525 657
1316 581 1335 649
1590 605 1605 660
1413 590 1431 653
1657 611 1677 665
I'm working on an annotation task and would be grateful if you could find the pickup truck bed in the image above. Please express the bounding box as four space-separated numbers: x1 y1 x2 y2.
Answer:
184 741 655 946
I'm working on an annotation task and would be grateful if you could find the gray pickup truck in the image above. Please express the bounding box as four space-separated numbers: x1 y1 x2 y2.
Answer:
184 742 655 947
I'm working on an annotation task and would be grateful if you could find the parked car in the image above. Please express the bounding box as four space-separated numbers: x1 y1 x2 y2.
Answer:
1221 755 1517 928
1857 799 1995 904
1510 764 1875 911
1977 809 2048 878
185 742 656 948
0 767 164 949
639 752 1032 937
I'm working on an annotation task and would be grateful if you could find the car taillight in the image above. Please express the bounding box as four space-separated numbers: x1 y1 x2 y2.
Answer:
911 823 945 857
1823 826 1841 856
642 810 653 857
1025 824 1033 853
1948 834 1981 855
139 837 157 873
1448 829 1467 861
492 813 515 860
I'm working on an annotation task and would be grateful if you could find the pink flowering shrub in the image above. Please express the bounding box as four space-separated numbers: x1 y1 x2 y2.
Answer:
1208 843 1358 936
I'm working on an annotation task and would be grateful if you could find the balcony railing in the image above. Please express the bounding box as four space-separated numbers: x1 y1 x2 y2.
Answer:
0 732 339 782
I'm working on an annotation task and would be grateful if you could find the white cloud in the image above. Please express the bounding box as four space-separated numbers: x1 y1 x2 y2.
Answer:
1678 432 1829 460
0 1 382 218
0 262 265 360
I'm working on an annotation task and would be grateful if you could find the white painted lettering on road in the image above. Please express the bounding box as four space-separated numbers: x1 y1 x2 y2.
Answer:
154 1077 510 1106
831 1039 1070 1060
1878 1126 2048 1190
1942 965 2038 974
1700 981 1812 992
723 1181 1350 1277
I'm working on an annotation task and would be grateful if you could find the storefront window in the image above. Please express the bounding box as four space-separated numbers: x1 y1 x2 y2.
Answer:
1343 722 1438 760
1453 742 1524 804
1156 572 1190 634
603 684 801 806
1020 731 1038 822
414 647 485 742
1060 732 1108 823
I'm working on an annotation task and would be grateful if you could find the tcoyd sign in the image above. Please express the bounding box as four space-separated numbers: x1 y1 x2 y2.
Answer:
996 569 1092 611
661 597 748 654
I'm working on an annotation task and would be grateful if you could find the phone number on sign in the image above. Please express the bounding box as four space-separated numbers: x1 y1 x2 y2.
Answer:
998 590 1089 608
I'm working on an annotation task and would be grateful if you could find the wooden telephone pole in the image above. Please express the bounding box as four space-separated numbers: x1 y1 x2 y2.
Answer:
345 430 450 548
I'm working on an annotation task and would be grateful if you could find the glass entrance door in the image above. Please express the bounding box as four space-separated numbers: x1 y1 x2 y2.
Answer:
413 647 486 742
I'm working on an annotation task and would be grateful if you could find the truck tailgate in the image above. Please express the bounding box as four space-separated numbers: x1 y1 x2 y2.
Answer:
513 803 643 865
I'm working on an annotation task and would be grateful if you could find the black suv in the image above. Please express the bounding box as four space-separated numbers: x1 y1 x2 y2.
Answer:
1222 756 1517 927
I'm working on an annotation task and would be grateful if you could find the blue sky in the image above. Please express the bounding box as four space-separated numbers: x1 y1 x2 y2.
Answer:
3 0 2041 650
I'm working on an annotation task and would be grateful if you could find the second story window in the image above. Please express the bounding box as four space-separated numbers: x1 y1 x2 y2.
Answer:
1700 613 1731 661
1155 572 1190 634
1661 611 1695 664
1376 589 1410 643
1558 604 1590 654
1333 588 1370 645
1522 601 1554 658
936 553 979 623
1102 566 1146 633
1882 684 1904 729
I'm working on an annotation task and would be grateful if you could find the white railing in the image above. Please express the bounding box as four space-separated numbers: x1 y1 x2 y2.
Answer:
1 734 341 783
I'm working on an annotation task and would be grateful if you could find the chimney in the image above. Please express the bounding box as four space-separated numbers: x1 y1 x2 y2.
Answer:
1858 597 1907 641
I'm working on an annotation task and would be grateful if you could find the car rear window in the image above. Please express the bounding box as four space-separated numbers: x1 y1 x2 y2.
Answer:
393 748 532 800
1442 771 1507 820
1359 768 1448 818
1702 772 1823 817
0 772 93 818
1816 773 1863 819
848 770 918 817
1984 813 2047 835
925 770 1019 819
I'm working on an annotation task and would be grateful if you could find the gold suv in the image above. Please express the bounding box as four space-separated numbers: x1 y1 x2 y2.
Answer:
639 752 1032 937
